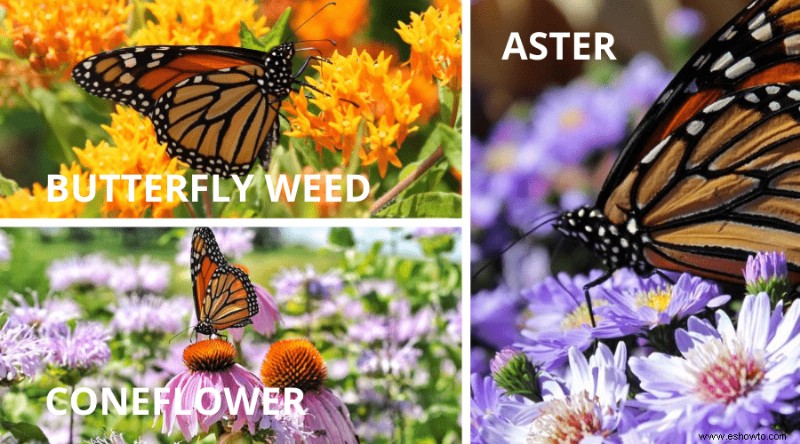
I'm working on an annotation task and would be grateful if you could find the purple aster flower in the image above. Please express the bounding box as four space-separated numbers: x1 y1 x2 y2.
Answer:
502 244 550 291
666 7 705 39
595 273 730 338
271 266 344 302
111 294 190 335
530 82 629 164
159 339 264 440
497 343 630 443
471 284 524 350
0 318 44 385
229 284 280 341
0 230 11 262
47 254 116 291
630 292 800 440
516 270 617 371
176 227 255 265
616 53 674 119
470 373 507 443
745 251 788 284
3 291 80 334
45 322 111 372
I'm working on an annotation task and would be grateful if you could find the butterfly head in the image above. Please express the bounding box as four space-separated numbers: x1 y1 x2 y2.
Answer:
194 321 216 337
555 207 650 273
264 43 296 98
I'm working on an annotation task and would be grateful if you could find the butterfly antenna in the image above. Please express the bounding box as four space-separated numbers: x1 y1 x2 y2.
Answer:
168 325 193 345
291 2 337 35
471 211 560 280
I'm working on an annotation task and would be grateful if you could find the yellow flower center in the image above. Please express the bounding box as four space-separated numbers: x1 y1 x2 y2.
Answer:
527 392 609 443
635 287 673 313
561 301 605 330
183 339 237 373
484 144 517 173
261 338 327 392
559 109 585 130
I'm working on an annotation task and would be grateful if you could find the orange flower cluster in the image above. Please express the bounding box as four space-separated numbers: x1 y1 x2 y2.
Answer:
4 0 130 74
0 163 88 218
285 50 424 177
131 0 269 46
0 59 48 107
289 0 368 49
396 5 462 89
73 106 187 218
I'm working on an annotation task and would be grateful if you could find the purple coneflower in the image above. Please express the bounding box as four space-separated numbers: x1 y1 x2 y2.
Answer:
260 338 358 443
159 339 264 440
630 292 800 439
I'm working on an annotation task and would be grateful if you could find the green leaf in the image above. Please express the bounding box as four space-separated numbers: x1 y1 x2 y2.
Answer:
436 124 461 174
375 192 460 218
398 161 446 198
0 421 48 443
262 8 292 50
239 21 263 51
438 82 455 126
0 173 20 196
328 227 355 248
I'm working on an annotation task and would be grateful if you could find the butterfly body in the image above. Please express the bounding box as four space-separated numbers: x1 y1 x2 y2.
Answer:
557 0 800 294
72 43 297 177
190 227 259 336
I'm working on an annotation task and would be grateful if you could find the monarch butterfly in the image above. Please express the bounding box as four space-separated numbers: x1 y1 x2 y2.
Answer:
190 227 259 336
553 0 800 322
71 43 301 178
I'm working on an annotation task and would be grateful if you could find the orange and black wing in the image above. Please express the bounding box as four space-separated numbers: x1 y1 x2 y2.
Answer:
203 265 259 331
71 45 265 116
599 0 800 205
149 64 282 177
190 227 228 326
605 83 800 283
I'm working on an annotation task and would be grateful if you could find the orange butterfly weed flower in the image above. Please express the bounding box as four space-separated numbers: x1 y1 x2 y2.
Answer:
0 59 48 107
289 0 368 49
131 0 269 46
396 5 462 90
73 106 187 218
284 50 424 178
3 0 130 75
0 163 88 218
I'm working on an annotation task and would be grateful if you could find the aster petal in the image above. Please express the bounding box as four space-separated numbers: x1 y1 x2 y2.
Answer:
567 346 593 394
766 297 800 355
630 354 693 396
736 293 771 353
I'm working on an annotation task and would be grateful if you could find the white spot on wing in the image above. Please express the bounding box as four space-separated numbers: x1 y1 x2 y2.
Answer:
767 86 781 95
752 23 772 42
642 136 671 164
703 96 734 113
769 101 781 111
785 34 800 55
725 57 755 79
686 120 705 136
710 52 734 72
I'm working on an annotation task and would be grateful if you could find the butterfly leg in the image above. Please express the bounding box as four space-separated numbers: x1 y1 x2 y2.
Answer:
582 271 613 328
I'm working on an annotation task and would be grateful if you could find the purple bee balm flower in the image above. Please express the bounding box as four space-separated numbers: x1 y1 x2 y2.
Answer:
347 299 434 344
0 318 44 385
0 230 11 262
47 254 116 291
413 227 459 238
111 294 190 335
3 291 80 334
496 343 630 443
159 339 264 440
271 266 344 302
630 292 800 440
176 227 255 265
666 7 705 39
45 322 110 372
356 341 422 376
229 284 280 341
595 273 730 338
745 251 788 286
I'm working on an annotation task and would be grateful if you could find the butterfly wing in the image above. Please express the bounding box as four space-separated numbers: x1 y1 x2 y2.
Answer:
204 265 259 330
599 0 800 205
604 83 800 282
190 227 228 327
71 45 266 115
149 64 282 177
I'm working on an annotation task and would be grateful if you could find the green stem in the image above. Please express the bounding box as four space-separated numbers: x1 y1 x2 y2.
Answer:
68 384 75 444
